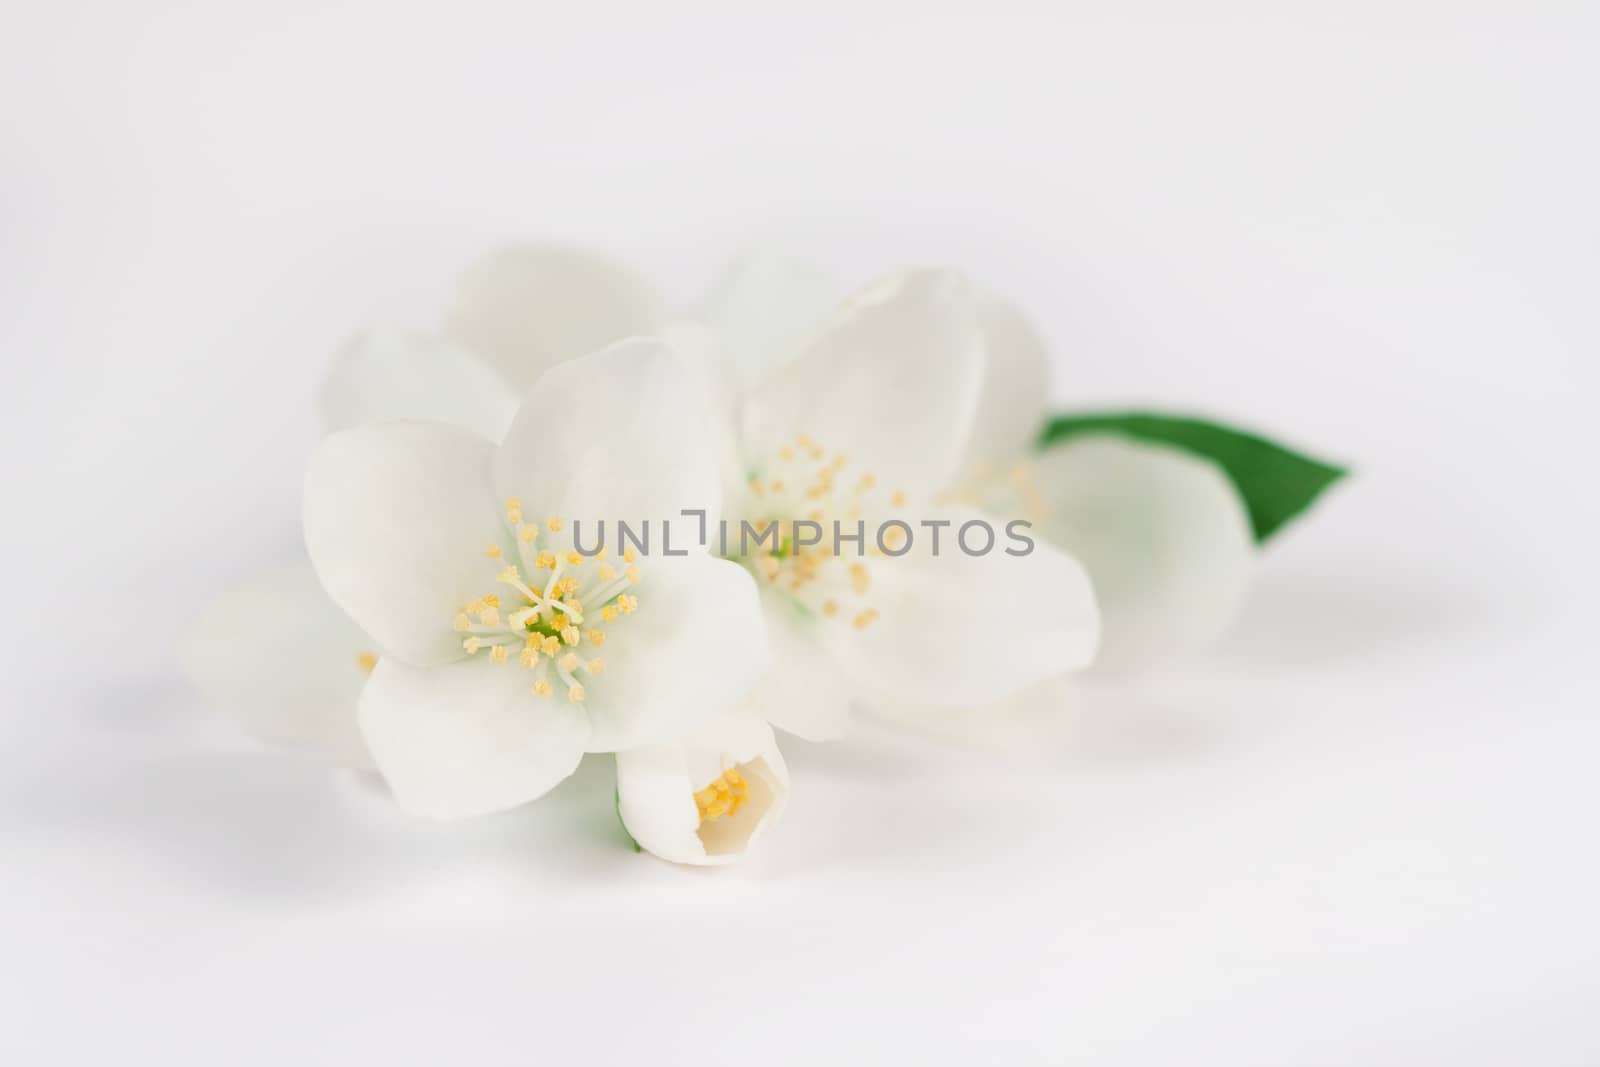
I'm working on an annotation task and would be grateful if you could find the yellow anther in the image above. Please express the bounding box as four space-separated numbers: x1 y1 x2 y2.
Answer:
463 636 484 654
619 595 639 614
623 547 638 564
850 563 871 595
546 516 563 532
519 525 539 544
779 446 795 461
542 635 561 656
796 434 814 448
770 480 785 493
505 497 523 525
597 564 617 581
485 544 502 559
694 769 748 824
822 599 839 617
587 629 606 647
453 613 471 632
858 473 877 490
355 651 378 674
561 626 580 646
588 658 605 674
478 606 500 626
853 609 880 630
532 679 552 697
489 645 509 665
519 647 538 668
595 546 609 561
559 576 580 596
757 556 781 581
559 653 579 672
535 551 557 571
565 550 582 565
891 490 908 508
602 605 619 622
568 684 586 703
495 565 520 583
626 565 641 583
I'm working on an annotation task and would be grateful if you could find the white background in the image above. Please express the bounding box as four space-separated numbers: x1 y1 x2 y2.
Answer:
3 2 1597 1063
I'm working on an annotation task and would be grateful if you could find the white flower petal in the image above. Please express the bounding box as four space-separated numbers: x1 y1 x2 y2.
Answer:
957 291 1052 477
492 338 723 532
319 328 518 441
358 657 589 819
616 709 788 866
822 508 1100 707
701 247 842 397
1033 435 1253 670
304 422 504 667
582 555 769 752
179 559 374 768
444 244 664 392
746 594 855 741
739 270 987 499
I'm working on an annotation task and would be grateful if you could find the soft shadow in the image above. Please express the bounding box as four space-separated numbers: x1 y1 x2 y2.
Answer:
6 747 637 904
1215 566 1513 673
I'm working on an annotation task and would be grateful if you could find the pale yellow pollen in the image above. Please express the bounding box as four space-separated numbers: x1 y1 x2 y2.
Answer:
770 480 785 493
568 683 586 703
495 565 520 584
559 576 581 596
858 473 877 490
519 525 539 544
796 434 813 448
532 679 552 697
519 647 539 668
505 497 523 525
559 652 580 673
595 546 609 561
626 565 641 583
546 516 563 532
602 605 620 622
749 478 765 496
891 490 908 508
489 645 509 665
853 609 880 630
587 629 606 647
619 594 639 614
355 651 378 674
561 626 580 646
541 635 561 656
484 544 502 559
463 636 484 654
694 769 748 825
478 605 500 626
850 563 870 595
623 547 638 564
779 446 795 461
757 556 781 581
565 550 582 566
535 551 557 571
453 613 471 632
597 564 617 581
822 599 839 617
588 658 605 674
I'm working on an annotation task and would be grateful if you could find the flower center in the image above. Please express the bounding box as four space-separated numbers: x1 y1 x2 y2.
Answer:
694 768 748 824
451 498 639 704
740 435 896 631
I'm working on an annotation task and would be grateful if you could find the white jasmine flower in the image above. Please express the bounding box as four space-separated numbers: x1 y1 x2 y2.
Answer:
696 268 1103 741
707 252 1252 674
183 245 656 766
616 709 788 866
302 339 768 818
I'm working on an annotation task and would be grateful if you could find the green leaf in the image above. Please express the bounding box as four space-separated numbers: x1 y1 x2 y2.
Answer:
1037 411 1348 544
614 785 642 853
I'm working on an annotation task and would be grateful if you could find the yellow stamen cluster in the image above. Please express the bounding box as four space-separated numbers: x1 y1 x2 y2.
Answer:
451 510 643 705
355 651 378 674
745 434 898 634
694 768 749 824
